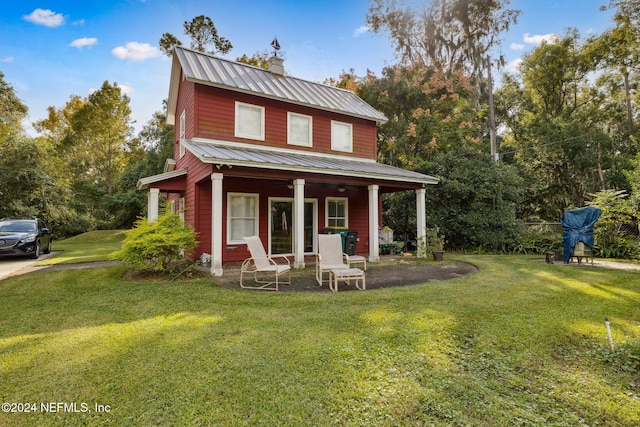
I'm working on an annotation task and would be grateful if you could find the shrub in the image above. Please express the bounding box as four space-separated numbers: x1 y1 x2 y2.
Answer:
508 223 562 255
114 213 198 274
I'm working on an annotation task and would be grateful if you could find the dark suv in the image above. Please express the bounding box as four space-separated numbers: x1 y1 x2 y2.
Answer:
0 218 52 259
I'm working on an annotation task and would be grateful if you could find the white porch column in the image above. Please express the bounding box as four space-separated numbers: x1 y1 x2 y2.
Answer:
416 187 427 258
148 188 160 222
211 173 224 276
368 184 380 262
293 179 305 269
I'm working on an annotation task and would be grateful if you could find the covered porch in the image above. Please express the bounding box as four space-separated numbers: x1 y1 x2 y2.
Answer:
138 139 438 276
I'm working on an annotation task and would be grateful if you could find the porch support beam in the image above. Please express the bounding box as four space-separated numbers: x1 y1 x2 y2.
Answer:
211 173 224 276
368 184 380 262
416 187 426 258
293 179 305 269
148 188 160 222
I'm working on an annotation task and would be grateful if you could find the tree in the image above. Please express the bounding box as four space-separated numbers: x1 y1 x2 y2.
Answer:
236 51 271 69
66 81 135 195
586 0 640 139
420 146 523 250
366 0 520 103
109 106 176 229
495 31 623 219
382 146 523 250
31 81 138 234
0 72 28 142
160 15 232 57
357 63 483 168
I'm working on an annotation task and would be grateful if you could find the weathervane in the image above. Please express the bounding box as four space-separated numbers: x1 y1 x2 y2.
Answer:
271 37 281 57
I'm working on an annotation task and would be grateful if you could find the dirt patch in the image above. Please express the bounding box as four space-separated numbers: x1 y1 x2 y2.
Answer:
214 257 479 292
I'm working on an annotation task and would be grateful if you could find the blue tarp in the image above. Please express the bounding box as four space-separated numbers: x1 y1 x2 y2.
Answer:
560 206 602 263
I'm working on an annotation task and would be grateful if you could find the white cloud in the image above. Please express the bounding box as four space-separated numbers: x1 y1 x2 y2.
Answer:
72 19 85 26
0 57 14 63
510 42 525 51
23 8 65 28
111 42 160 61
353 24 370 37
117 84 134 95
523 33 558 45
70 37 98 48
505 58 523 73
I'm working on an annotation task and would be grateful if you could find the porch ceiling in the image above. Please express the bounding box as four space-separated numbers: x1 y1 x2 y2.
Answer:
182 139 439 186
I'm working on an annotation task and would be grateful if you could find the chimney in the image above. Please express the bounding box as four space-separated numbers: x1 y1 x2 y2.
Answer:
267 56 284 77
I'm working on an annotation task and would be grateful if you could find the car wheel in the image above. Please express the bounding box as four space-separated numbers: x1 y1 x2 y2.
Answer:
43 239 52 254
31 241 40 259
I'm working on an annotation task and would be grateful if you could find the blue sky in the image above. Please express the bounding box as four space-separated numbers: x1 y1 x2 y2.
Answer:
1 0 614 136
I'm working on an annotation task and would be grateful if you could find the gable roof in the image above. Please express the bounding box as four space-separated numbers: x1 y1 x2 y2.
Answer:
167 46 388 126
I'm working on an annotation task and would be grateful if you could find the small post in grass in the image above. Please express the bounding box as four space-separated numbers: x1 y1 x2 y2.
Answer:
604 316 615 351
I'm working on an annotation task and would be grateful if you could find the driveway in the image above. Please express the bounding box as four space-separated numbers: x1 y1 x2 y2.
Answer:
0 253 56 281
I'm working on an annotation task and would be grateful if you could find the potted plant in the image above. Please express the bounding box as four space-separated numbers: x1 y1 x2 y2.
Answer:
422 226 445 261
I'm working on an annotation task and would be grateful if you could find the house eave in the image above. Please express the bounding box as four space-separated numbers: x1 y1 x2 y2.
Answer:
136 169 188 190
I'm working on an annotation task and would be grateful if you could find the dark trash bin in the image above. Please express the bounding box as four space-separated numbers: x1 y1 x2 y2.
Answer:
345 230 357 256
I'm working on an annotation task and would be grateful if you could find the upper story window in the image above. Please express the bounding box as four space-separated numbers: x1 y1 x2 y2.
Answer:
287 112 313 147
179 110 186 158
235 102 265 141
331 121 353 153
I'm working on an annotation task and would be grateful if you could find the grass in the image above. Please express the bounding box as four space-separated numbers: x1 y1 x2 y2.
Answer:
1 236 639 425
38 230 127 265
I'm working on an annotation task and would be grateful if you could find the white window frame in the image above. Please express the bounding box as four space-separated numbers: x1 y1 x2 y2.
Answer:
227 192 259 244
331 120 353 153
326 197 348 228
235 102 265 141
179 110 186 158
287 112 313 147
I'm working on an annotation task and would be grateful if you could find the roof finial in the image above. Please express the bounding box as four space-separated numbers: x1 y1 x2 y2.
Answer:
271 37 281 57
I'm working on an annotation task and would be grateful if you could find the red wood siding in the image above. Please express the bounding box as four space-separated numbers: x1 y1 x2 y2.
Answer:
193 85 378 160
188 174 373 262
175 75 195 160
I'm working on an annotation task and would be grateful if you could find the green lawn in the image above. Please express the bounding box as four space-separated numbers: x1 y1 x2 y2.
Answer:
1 253 639 426
38 230 127 265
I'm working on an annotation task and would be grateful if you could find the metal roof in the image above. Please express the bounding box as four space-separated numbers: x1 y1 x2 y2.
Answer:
137 169 188 190
172 46 388 124
182 139 438 186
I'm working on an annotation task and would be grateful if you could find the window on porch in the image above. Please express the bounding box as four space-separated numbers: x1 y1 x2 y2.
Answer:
326 198 348 227
227 193 259 244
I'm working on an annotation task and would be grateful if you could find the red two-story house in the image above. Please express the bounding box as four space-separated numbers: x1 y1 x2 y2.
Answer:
137 46 438 275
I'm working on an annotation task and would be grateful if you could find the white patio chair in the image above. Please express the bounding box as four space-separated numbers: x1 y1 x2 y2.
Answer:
240 236 291 291
316 234 350 286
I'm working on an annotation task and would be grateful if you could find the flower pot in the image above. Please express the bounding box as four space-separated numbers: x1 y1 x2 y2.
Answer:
432 250 445 261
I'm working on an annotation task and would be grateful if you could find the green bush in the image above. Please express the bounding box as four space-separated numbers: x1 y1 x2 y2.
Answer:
508 224 562 255
114 213 198 274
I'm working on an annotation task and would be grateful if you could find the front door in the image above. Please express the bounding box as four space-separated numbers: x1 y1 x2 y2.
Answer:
269 198 317 255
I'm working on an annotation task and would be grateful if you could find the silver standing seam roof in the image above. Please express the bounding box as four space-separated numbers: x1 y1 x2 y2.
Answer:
156 46 439 189
170 46 388 124
181 139 439 186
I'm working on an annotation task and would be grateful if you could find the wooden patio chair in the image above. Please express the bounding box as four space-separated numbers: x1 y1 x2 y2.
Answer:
240 236 291 291
316 234 351 286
